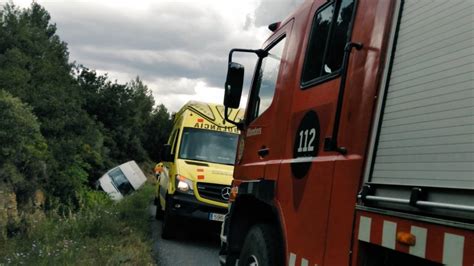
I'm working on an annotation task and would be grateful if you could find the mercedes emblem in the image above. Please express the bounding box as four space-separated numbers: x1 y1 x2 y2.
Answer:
221 187 231 200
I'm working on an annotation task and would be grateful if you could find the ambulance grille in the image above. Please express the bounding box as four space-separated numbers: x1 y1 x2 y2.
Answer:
197 183 230 203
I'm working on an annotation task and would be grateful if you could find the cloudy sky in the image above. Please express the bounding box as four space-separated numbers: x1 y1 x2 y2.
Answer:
6 0 304 112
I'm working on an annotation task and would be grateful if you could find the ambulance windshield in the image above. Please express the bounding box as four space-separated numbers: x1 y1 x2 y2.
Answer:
178 128 238 165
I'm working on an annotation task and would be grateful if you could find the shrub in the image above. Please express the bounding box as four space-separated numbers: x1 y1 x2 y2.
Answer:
0 185 155 265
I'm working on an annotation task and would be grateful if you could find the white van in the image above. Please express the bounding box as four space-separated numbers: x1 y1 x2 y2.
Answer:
97 160 147 201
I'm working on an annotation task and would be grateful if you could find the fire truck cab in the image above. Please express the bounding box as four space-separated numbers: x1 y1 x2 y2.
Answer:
220 0 473 265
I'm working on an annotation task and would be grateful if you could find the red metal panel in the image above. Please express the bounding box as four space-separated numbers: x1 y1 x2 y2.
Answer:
370 212 384 245
425 226 443 263
464 235 474 266
323 156 363 266
277 159 335 266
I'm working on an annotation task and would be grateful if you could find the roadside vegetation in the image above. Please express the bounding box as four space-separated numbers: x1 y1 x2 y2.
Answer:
0 2 172 211
0 2 171 263
0 185 155 265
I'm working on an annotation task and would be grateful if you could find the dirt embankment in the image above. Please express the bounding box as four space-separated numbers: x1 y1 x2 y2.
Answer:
0 188 45 238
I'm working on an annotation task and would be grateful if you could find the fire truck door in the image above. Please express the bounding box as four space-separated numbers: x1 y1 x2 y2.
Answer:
235 23 292 182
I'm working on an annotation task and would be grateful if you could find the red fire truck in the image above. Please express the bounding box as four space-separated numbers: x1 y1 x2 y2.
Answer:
220 0 473 265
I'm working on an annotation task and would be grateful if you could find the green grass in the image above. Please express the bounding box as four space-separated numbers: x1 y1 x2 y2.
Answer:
0 185 155 265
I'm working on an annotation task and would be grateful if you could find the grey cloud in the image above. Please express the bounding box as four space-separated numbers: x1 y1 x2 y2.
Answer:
49 2 228 51
151 77 199 96
243 14 254 31
26 0 301 112
254 0 304 27
71 45 229 88
45 1 264 90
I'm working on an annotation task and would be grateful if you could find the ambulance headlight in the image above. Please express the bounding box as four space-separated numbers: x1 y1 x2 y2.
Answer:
175 174 194 194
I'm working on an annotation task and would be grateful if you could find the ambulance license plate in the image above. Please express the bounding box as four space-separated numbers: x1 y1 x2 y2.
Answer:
209 213 225 222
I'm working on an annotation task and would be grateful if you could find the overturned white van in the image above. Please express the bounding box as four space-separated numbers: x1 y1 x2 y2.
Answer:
97 160 147 201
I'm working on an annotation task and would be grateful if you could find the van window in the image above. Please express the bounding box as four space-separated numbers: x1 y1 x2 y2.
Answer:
109 167 134 196
249 37 286 121
301 0 355 86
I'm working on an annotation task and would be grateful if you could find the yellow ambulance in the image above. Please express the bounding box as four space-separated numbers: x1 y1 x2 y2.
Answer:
154 101 243 238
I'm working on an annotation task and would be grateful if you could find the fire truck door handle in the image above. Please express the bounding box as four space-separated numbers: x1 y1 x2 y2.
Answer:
258 147 269 158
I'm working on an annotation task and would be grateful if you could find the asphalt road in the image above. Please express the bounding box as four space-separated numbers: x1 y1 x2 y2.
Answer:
150 206 221 266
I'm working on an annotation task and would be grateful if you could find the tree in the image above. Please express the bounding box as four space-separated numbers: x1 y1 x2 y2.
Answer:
0 90 47 204
145 104 173 162
76 68 160 165
0 3 173 211
0 3 105 208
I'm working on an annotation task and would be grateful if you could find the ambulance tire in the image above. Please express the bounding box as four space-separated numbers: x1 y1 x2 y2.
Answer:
154 196 164 220
161 196 176 239
238 224 283 266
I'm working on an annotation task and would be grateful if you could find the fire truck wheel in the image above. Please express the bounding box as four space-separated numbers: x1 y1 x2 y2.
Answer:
238 224 282 266
161 196 176 239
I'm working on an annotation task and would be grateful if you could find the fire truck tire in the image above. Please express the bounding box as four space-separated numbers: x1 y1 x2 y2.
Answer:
238 224 282 266
161 196 176 239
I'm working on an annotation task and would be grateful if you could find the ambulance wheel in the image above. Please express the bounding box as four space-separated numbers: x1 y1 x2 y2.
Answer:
161 196 176 239
238 224 283 266
154 196 164 220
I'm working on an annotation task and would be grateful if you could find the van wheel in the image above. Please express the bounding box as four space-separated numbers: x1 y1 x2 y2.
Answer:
238 224 282 266
161 196 176 239
154 196 164 220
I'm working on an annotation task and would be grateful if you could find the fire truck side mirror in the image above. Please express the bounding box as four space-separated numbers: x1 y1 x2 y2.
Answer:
224 62 244 109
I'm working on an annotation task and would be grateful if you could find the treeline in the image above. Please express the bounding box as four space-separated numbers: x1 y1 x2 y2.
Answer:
0 3 172 212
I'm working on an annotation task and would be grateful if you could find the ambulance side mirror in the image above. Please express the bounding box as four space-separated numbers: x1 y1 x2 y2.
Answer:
161 144 172 162
224 62 244 109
